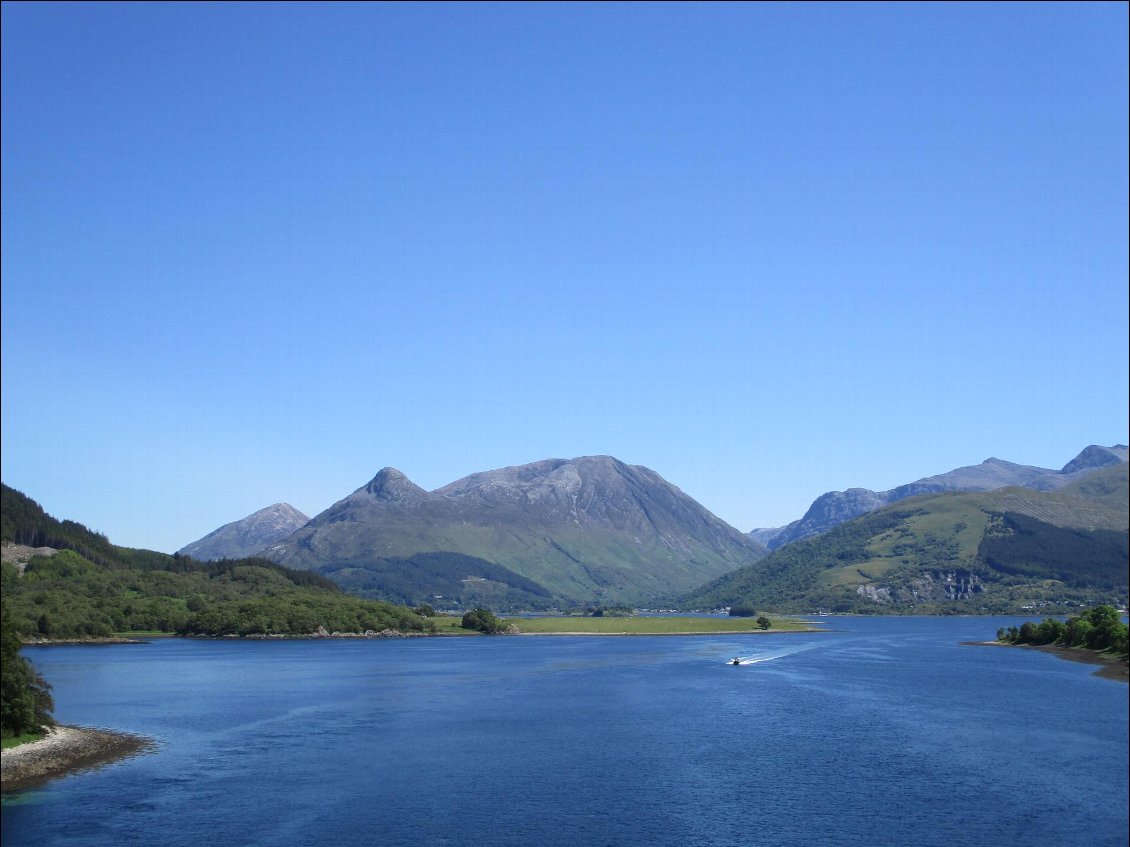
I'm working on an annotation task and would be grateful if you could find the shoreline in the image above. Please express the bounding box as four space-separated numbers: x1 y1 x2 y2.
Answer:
1 726 154 793
22 623 825 643
967 641 1129 683
21 636 150 646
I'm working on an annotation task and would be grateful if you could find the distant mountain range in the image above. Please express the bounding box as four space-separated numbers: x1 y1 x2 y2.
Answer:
254 457 764 608
178 445 1128 613
177 503 309 561
750 445 1129 550
684 461 1129 615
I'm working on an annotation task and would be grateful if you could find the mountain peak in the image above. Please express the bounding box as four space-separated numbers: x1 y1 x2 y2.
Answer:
263 503 306 519
1061 444 1130 475
265 455 763 606
363 468 428 501
177 502 310 561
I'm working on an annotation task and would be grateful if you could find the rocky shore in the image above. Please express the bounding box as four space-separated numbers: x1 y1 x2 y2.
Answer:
1 726 153 793
21 636 150 645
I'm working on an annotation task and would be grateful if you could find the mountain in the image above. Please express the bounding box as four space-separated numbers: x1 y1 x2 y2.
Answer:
177 503 309 561
261 456 766 608
751 445 1129 550
682 462 1129 615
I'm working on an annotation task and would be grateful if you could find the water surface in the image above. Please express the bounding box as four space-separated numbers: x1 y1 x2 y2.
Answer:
4 617 1127 846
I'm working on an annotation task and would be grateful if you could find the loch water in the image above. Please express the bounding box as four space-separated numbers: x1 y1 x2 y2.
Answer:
3 616 1128 847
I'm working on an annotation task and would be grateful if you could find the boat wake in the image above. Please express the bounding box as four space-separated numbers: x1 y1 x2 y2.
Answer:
728 656 776 665
726 642 821 666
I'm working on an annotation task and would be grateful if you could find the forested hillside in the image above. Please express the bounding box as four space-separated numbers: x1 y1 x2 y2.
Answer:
1 485 431 638
680 484 1129 614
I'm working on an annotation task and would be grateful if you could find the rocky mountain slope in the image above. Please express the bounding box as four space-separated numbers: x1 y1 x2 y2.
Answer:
685 462 1129 615
177 503 309 561
260 456 765 607
751 445 1128 550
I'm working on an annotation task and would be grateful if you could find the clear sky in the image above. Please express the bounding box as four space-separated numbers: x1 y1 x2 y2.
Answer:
3 2 1127 553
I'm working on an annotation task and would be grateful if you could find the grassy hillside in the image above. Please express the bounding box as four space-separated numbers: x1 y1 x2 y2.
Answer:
679 481 1129 615
278 519 756 608
1057 461 1129 509
1 484 431 638
318 551 556 610
275 521 750 605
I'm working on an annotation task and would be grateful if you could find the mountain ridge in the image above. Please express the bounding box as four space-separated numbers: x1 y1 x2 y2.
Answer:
685 461 1129 615
260 455 765 607
751 444 1128 550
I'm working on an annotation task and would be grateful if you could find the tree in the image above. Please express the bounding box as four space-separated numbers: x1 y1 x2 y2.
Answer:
1065 619 1094 648
1036 618 1066 645
461 608 505 634
1 598 55 738
756 615 772 630
1082 604 1121 628
729 605 757 618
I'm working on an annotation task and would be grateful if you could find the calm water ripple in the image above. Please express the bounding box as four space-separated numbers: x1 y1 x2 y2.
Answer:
3 617 1127 847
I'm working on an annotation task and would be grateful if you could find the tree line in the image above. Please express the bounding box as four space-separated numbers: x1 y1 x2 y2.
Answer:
2 551 432 639
1 596 55 739
997 605 1128 657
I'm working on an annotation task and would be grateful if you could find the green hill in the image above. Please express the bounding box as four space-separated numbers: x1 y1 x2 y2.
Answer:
320 551 556 609
1057 461 1129 508
1 484 431 638
679 476 1129 615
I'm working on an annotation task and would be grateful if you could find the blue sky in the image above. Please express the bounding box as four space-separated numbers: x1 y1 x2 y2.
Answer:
3 2 1127 552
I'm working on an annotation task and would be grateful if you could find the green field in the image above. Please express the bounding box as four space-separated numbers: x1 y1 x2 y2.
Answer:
2 731 47 750
504 615 819 635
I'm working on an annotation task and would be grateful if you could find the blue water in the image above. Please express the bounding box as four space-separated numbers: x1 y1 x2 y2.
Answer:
3 617 1127 847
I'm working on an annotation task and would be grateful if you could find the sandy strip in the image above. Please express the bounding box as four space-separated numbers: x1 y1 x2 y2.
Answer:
2 725 153 793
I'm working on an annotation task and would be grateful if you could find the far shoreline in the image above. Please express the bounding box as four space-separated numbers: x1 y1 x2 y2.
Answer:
20 617 827 643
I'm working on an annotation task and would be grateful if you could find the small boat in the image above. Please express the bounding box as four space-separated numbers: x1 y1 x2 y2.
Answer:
731 657 741 665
